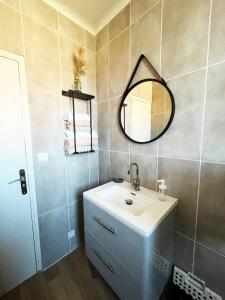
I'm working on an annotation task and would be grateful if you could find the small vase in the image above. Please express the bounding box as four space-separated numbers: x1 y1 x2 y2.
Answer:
74 78 81 92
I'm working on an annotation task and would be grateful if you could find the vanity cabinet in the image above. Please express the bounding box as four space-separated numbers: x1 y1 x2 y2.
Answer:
84 198 176 300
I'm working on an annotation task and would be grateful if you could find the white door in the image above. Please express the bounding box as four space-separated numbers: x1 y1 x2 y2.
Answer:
130 96 151 142
0 54 37 296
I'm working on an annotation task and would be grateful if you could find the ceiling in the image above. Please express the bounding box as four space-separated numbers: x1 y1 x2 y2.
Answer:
44 0 130 35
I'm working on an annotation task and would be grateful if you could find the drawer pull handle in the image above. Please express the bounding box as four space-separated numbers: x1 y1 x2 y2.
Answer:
94 217 116 234
94 249 116 273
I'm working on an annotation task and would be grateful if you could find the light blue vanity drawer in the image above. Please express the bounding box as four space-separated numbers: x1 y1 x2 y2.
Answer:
85 229 144 300
84 199 146 281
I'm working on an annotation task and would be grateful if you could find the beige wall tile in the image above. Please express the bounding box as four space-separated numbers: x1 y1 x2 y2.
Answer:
96 45 108 101
194 244 225 299
99 150 110 184
29 90 63 154
197 162 225 256
66 155 89 200
96 25 108 51
109 4 130 41
89 151 99 188
39 205 70 268
98 101 109 150
130 140 157 156
162 0 210 78
202 62 225 163
209 0 225 64
110 151 129 180
92 102 98 135
1 0 20 9
85 31 96 52
174 233 194 272
60 35 87 92
0 2 23 55
131 3 161 81
23 16 60 93
34 154 66 215
130 154 157 190
86 50 96 96
110 97 129 152
131 0 159 23
159 70 205 161
21 0 57 30
58 13 85 46
158 158 199 239
109 28 129 98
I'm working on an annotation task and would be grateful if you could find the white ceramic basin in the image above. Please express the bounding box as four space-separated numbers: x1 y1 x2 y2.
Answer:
97 185 158 216
84 181 178 236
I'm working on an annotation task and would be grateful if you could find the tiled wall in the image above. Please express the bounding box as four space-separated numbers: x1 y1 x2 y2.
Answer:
0 0 98 268
96 0 225 297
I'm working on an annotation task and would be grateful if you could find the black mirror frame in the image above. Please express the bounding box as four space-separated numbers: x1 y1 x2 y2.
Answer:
118 78 175 144
118 54 175 144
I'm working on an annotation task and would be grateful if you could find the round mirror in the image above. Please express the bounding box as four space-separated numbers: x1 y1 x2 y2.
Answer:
119 79 175 143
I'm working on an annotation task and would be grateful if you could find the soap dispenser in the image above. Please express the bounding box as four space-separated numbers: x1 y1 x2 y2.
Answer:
157 179 167 201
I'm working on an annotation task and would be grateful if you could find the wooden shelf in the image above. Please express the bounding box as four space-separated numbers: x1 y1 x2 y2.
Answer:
62 90 95 101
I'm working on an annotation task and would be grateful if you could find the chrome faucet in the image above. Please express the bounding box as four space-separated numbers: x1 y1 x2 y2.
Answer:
128 163 140 191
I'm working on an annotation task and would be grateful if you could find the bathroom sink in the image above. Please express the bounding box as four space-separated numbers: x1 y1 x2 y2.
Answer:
97 185 157 216
84 181 177 236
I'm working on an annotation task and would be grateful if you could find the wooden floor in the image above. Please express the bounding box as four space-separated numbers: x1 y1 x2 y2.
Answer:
1 247 119 300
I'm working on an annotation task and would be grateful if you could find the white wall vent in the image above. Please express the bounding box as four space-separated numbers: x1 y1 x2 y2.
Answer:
173 266 222 300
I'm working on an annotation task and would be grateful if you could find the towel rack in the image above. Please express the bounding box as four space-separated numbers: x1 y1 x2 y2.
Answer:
62 89 95 155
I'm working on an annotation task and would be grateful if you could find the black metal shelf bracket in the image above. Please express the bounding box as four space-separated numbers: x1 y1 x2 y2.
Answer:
62 90 95 155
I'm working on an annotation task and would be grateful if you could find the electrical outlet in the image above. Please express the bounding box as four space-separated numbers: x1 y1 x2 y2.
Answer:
67 229 75 240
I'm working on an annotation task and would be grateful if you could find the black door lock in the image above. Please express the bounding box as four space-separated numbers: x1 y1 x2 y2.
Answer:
19 169 27 195
8 169 27 195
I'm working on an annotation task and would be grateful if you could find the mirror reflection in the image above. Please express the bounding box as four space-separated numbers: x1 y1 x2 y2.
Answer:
120 80 173 143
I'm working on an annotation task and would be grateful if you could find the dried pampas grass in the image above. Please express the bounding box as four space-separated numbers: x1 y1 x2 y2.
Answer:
73 47 86 80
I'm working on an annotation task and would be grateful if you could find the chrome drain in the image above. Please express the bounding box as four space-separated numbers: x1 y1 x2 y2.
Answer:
125 199 133 205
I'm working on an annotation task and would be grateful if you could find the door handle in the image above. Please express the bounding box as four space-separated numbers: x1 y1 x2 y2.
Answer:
8 178 21 184
8 169 27 195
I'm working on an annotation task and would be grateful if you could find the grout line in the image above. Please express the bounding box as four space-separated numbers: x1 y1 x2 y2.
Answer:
191 0 213 273
195 241 225 259
57 10 71 251
99 149 158 159
42 248 72 271
156 0 163 190
22 12 58 34
38 203 68 218
166 66 206 82
98 94 123 103
208 58 225 68
97 52 225 92
201 159 225 166
157 155 200 163
128 2 132 181
130 0 161 26
159 0 163 74
176 231 194 242
107 25 112 181
33 152 65 157
0 0 20 12
21 9 89 51
27 88 61 97
88 152 91 188
96 24 130 54
19 0 25 58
